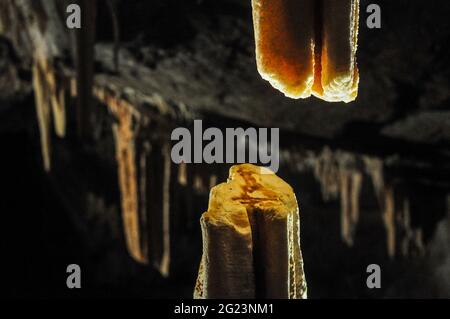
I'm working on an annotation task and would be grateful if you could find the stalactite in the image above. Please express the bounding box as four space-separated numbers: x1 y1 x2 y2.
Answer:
9 0 69 171
110 105 174 275
350 172 362 234
42 59 67 138
32 57 68 171
51 84 66 138
92 88 175 268
32 59 52 172
314 147 340 201
364 157 425 257
363 157 385 207
381 184 426 258
113 106 148 264
70 77 77 97
252 0 360 102
340 171 351 245
302 146 436 256
178 161 187 186
193 174 207 194
313 148 363 246
159 143 172 277
382 185 396 257
395 188 426 258
339 170 362 246
364 157 412 257
412 230 425 257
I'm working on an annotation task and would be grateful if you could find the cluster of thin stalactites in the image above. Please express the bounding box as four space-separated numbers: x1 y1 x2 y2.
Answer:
311 148 426 258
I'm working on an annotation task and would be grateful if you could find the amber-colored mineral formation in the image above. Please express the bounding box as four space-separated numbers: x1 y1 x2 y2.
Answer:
252 0 360 102
252 0 315 99
112 105 148 264
32 58 67 172
194 164 307 299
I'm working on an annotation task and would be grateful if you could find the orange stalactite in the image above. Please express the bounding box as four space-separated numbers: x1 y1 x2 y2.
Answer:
252 0 360 102
95 87 174 274
32 57 68 172
113 105 148 264
32 59 52 172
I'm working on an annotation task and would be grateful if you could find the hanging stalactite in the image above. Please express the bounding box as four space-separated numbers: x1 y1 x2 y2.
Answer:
314 147 340 201
193 174 207 194
363 157 384 207
112 104 148 264
159 142 172 277
178 161 188 186
339 169 362 246
397 196 425 257
382 185 396 257
309 146 435 257
32 57 68 171
313 148 363 246
51 83 66 138
32 58 52 172
382 183 426 258
95 86 175 274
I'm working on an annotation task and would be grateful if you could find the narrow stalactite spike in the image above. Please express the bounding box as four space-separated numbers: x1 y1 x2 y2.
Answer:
70 77 77 97
383 186 396 258
363 157 385 208
178 161 187 186
339 170 362 247
350 172 362 235
340 170 352 246
113 108 148 264
51 83 66 138
158 143 172 277
32 59 52 172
